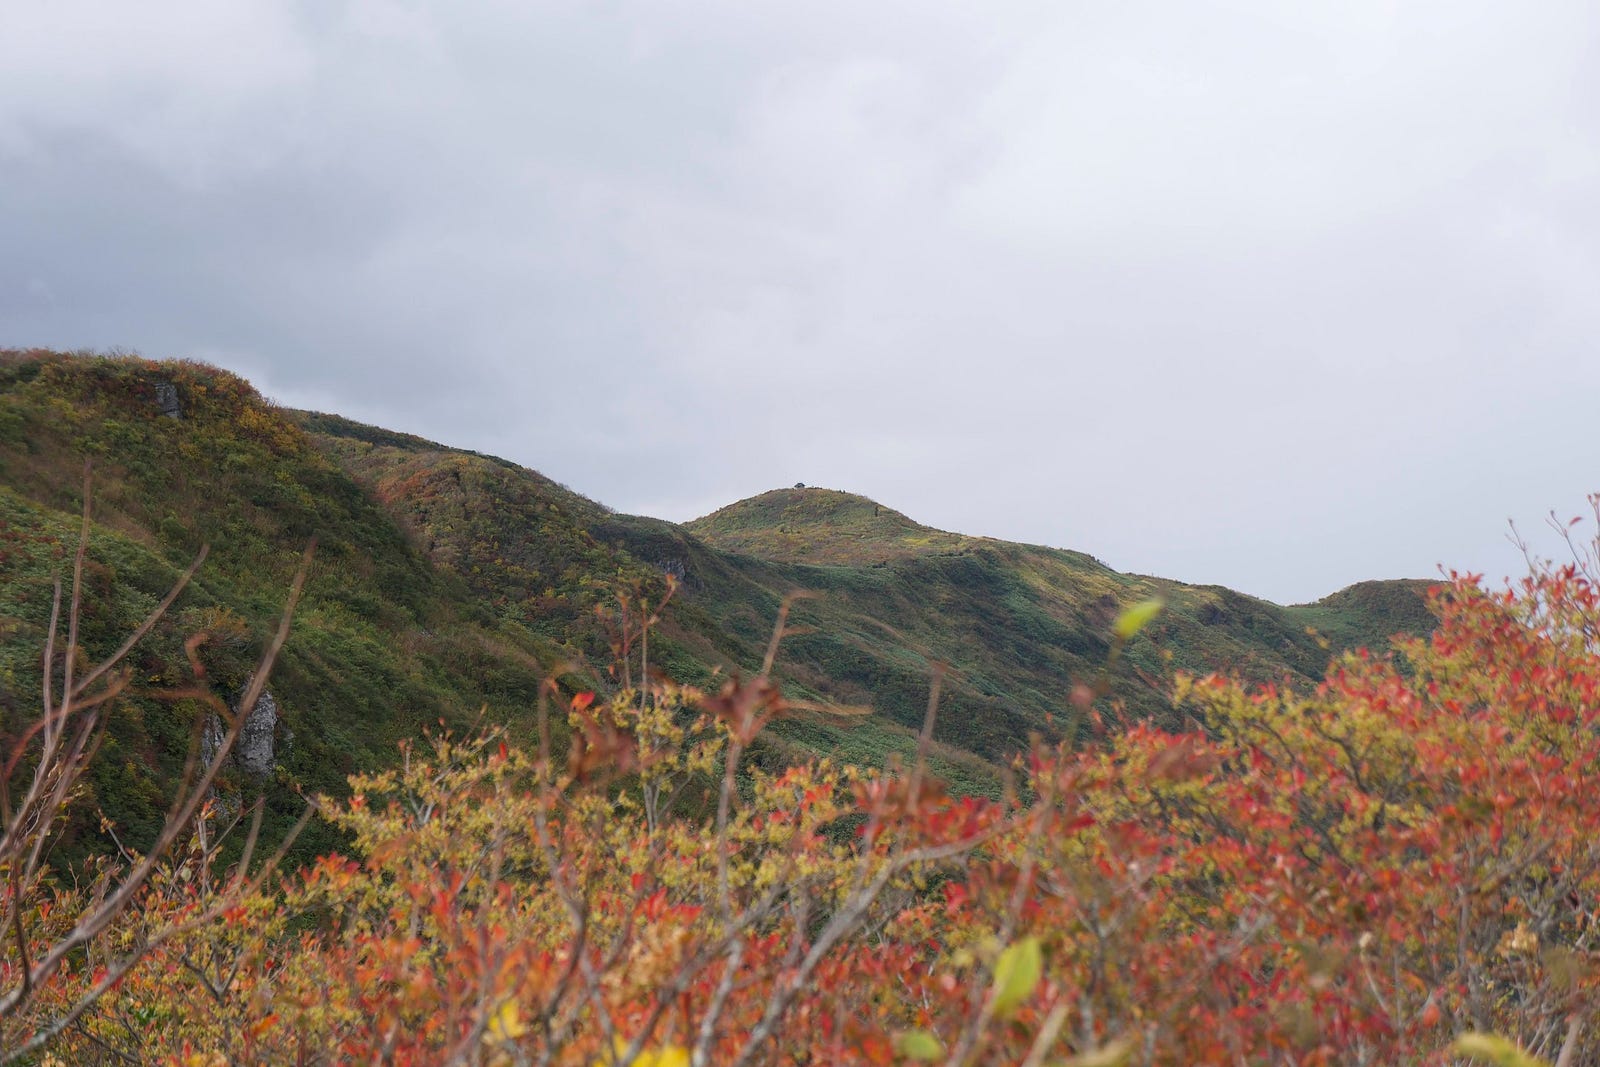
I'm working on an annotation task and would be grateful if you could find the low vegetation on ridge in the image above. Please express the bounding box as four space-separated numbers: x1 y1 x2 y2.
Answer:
0 348 1433 847
3 492 1598 1064
12 349 1550 1065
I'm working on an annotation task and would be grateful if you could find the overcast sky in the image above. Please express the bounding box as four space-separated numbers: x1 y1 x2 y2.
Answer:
3 1 1597 603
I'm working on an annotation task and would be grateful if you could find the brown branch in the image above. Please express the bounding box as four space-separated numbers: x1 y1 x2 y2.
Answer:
0 537 315 1029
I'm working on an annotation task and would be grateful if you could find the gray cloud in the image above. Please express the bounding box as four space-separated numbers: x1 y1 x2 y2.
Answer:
3 0 1597 602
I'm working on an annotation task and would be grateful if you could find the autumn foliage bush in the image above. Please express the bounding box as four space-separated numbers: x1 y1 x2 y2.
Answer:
7 530 1600 1064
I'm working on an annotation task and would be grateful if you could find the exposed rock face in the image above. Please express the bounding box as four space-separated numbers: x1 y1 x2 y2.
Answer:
235 690 278 776
153 381 183 419
200 713 224 771
200 689 279 776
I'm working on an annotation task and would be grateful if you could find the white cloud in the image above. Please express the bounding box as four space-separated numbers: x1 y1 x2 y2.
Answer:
3 0 1598 601
0 1 315 179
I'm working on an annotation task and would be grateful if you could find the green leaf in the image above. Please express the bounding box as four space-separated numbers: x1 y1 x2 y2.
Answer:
1059 1037 1136 1067
1451 1033 1551 1067
1112 598 1164 640
896 1029 944 1061
990 935 1042 1017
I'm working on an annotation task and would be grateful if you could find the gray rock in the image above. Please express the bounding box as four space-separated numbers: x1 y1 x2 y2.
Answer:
153 381 182 419
200 711 224 770
235 690 278 776
201 689 279 777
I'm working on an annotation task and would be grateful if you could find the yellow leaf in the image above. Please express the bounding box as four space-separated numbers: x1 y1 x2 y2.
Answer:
644 1048 690 1067
1451 1033 1551 1067
1113 599 1164 640
605 1043 690 1067
488 1000 527 1042
897 1029 944 1060
991 936 1043 1017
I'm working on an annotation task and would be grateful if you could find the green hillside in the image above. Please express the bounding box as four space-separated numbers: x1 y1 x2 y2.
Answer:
0 351 578 861
689 488 970 564
678 488 1433 757
300 402 1435 780
0 350 1435 851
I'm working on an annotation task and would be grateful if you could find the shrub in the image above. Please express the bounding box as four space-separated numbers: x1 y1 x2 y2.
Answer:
8 509 1600 1065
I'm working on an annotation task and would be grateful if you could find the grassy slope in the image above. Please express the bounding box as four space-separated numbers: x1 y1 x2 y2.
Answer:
0 352 576 861
298 442 1434 791
299 419 1005 795
1283 579 1438 653
0 352 1435 838
683 490 1434 757
690 489 969 564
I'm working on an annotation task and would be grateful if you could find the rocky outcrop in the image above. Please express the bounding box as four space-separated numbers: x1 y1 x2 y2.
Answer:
200 689 279 776
235 690 278 775
153 380 183 419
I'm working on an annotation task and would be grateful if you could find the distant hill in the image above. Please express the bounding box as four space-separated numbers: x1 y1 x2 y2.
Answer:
688 488 970 565
0 350 1436 855
300 400 1435 783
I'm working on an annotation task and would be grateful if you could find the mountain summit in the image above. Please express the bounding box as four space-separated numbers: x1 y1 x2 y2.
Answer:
688 487 969 565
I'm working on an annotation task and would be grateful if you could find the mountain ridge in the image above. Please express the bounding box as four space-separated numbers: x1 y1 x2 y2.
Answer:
685 485 1428 613
0 350 1437 859
295 404 1435 762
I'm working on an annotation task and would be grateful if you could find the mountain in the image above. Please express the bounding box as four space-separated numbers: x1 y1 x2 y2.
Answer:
0 350 1434 855
677 488 1434 758
688 489 969 565
0 351 599 861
